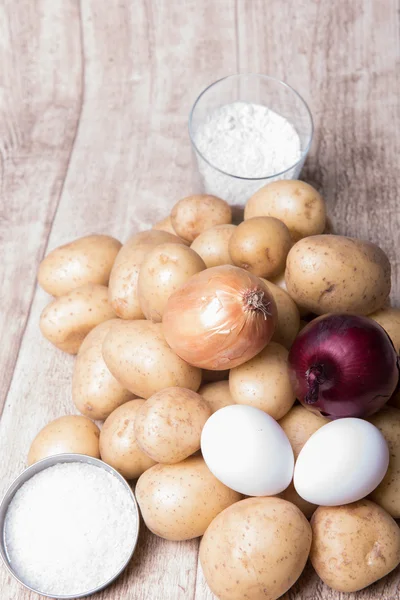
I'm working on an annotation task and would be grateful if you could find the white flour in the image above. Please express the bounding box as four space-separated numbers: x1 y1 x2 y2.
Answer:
193 101 303 206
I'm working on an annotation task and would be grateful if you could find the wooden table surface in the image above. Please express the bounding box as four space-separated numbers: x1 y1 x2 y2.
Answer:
1 1 400 599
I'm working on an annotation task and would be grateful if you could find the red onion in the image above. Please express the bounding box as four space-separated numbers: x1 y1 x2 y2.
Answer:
288 314 399 419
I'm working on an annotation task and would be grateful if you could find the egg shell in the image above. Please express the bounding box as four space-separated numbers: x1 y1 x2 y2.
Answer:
200 404 294 496
294 418 389 506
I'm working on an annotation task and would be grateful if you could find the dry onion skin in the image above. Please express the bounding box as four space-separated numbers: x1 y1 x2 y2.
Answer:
171 194 232 243
163 265 277 370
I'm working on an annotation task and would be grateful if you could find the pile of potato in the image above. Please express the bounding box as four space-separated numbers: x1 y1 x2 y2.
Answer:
31 180 400 600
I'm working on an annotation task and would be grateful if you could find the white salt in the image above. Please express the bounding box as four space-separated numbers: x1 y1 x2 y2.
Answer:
5 462 137 596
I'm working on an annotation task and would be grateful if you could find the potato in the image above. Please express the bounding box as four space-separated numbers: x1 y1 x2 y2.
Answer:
202 369 229 383
369 407 400 517
72 320 133 420
370 307 400 353
28 416 100 465
134 387 211 463
136 456 242 541
138 243 206 322
190 224 236 268
198 381 235 414
310 500 400 592
270 270 309 317
38 234 122 297
229 217 292 278
286 235 391 315
200 497 312 600
261 279 300 348
108 230 185 319
171 194 232 242
278 405 329 517
153 215 190 245
99 399 156 479
102 320 201 398
39 283 116 354
229 342 295 419
245 180 326 242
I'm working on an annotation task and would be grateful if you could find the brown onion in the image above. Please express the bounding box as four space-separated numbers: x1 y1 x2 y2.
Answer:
162 265 277 370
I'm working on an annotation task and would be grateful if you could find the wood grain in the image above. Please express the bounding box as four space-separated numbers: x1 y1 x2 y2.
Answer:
1 1 400 599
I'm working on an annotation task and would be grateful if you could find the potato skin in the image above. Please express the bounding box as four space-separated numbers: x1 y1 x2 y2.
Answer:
38 234 122 297
370 307 400 353
198 381 235 414
369 407 400 517
286 235 391 315
108 230 185 320
310 500 400 592
261 279 300 348
200 497 312 600
190 224 236 268
72 319 133 420
171 194 232 242
152 215 190 245
99 399 156 479
229 342 295 420
28 416 100 465
102 320 201 398
245 180 326 242
138 243 206 322
136 456 242 541
39 283 116 354
134 387 211 463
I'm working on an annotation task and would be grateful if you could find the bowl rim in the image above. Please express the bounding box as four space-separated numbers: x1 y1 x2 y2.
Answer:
0 453 140 599
188 72 314 181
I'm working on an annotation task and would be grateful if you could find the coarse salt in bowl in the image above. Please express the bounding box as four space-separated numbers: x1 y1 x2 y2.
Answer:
0 454 140 599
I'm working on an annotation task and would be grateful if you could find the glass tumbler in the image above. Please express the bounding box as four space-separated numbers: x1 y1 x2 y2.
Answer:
189 74 313 208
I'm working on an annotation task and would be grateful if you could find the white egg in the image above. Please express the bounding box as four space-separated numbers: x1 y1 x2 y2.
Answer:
294 417 389 506
200 404 294 496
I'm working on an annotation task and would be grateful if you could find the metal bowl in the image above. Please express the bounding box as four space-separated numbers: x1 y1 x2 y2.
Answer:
0 454 140 599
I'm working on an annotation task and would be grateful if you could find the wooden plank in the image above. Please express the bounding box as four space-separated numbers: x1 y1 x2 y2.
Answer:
0 0 82 413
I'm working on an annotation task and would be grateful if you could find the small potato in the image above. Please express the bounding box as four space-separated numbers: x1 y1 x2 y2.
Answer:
138 243 206 322
190 224 236 268
310 500 400 592
270 270 309 318
38 234 122 297
72 319 133 420
28 416 100 465
198 381 235 414
134 387 210 463
229 217 292 278
40 283 116 354
278 405 329 517
369 407 400 517
102 320 201 398
108 230 185 319
153 216 190 245
261 279 300 348
200 497 312 600
286 235 391 315
171 194 232 242
136 456 242 541
99 399 156 479
245 180 326 242
370 307 400 353
229 342 295 420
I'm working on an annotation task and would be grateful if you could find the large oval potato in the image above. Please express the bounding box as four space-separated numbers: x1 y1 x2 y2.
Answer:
108 230 185 319
40 283 116 354
136 456 242 541
102 320 201 398
190 224 236 268
310 500 400 592
138 243 206 322
245 180 326 242
229 342 295 420
28 416 100 465
171 194 232 242
286 235 391 315
38 234 122 297
198 381 235 414
370 307 400 353
261 279 300 348
278 405 329 517
99 399 156 479
369 407 400 517
72 319 133 420
200 497 312 600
